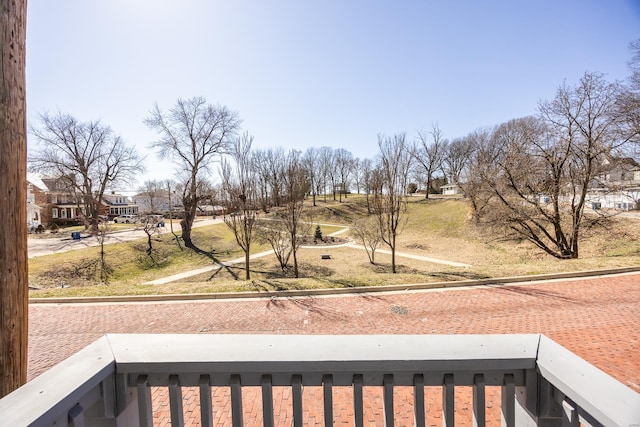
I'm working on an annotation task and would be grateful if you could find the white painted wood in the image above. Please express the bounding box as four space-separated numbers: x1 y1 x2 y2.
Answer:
537 335 640 427
3 333 639 427
0 336 114 427
107 334 540 386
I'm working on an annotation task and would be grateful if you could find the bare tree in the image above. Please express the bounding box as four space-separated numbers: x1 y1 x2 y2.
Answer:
334 148 354 202
351 157 363 194
458 129 494 222
443 136 474 185
621 39 640 153
138 179 166 214
317 146 335 202
373 133 412 273
251 149 271 212
480 73 634 259
280 150 311 278
145 96 241 248
220 132 258 280
251 147 288 211
351 217 382 264
30 113 144 234
360 158 376 214
165 179 183 250
302 147 319 206
256 218 292 272
0 0 27 397
412 124 447 198
263 147 286 207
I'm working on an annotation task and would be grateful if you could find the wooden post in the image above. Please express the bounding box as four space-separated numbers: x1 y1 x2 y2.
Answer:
0 0 28 398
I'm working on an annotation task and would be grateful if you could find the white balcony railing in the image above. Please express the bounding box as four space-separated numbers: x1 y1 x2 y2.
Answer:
0 334 638 426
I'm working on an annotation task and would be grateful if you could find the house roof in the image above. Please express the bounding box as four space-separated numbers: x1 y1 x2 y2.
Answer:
27 173 49 191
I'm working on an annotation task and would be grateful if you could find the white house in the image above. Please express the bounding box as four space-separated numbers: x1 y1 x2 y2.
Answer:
441 183 464 196
26 182 42 230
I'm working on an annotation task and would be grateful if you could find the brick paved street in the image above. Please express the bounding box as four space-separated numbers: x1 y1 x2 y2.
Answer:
28 273 640 425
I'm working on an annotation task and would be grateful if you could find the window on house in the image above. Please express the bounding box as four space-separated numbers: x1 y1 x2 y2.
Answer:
51 194 57 204
52 208 58 218
60 209 67 219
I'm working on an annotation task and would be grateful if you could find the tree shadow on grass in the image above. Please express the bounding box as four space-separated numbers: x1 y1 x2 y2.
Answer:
190 244 239 281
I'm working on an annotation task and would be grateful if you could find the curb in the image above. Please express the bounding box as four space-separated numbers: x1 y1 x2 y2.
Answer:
29 265 640 305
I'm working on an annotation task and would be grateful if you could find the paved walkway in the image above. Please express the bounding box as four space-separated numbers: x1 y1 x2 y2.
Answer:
28 272 640 425
145 225 468 285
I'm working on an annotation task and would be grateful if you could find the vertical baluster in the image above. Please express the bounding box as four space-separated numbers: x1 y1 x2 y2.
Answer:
413 374 425 427
353 374 364 427
230 374 244 427
323 374 333 427
473 374 486 426
501 374 515 427
261 375 274 427
199 375 213 427
292 374 304 427
561 399 579 427
442 374 454 427
68 404 85 427
137 375 153 427
383 374 394 427
168 375 184 426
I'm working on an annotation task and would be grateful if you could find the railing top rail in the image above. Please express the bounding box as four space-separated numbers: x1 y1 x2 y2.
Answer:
2 333 639 427
107 334 541 387
0 336 115 427
537 335 640 426
108 333 540 369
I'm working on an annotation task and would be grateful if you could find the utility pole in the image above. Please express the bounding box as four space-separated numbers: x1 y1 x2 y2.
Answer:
0 0 28 397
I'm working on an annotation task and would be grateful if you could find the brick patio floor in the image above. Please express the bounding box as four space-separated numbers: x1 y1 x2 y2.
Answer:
28 273 640 425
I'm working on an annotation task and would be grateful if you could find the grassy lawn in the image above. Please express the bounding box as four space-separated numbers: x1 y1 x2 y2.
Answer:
29 196 640 298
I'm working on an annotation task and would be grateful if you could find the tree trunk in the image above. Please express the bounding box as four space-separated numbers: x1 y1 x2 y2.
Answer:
244 250 250 280
181 202 197 248
391 233 397 274
0 0 28 398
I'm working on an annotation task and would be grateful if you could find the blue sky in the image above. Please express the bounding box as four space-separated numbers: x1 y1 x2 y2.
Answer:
26 1 640 187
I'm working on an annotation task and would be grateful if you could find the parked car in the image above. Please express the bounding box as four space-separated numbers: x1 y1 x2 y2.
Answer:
113 214 138 224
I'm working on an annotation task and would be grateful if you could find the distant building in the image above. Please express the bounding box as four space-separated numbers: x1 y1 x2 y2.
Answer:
441 183 464 196
102 191 140 218
38 176 84 225
133 190 172 215
26 182 42 230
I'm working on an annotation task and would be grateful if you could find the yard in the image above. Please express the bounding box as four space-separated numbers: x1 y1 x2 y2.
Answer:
28 197 640 298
